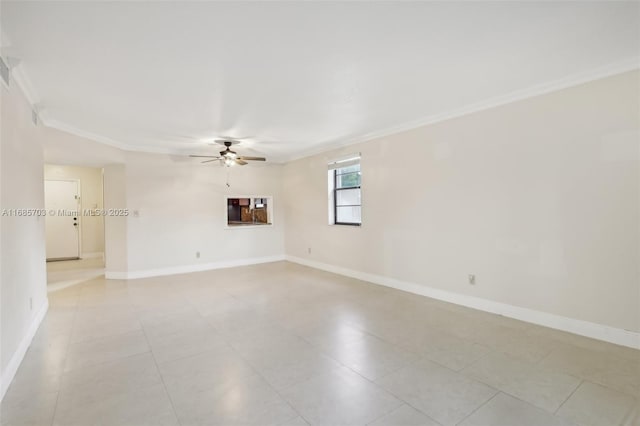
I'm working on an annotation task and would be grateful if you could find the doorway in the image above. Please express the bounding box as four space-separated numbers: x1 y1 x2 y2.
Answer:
44 165 106 290
44 179 80 260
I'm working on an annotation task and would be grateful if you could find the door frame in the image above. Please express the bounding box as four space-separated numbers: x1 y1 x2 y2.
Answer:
45 178 82 261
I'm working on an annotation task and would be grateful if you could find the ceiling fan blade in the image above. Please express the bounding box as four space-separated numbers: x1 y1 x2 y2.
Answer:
234 159 248 166
237 156 266 161
201 159 221 164
190 155 220 158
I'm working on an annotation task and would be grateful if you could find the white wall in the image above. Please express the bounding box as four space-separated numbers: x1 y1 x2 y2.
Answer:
0 74 48 398
103 164 128 276
284 71 640 336
120 152 285 277
40 127 286 279
44 164 105 257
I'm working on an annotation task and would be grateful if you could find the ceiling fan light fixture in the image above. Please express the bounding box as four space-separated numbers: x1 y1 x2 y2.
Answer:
191 139 266 166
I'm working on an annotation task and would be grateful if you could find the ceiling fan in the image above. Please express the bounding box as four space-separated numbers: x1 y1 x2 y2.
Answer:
189 140 266 166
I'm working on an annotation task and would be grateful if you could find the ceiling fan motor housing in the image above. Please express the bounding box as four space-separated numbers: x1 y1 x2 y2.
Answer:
221 141 236 157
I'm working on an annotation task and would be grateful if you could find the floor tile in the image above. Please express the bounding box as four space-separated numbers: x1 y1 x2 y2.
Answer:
462 352 581 412
141 309 209 340
256 351 344 392
409 331 491 372
147 323 227 364
458 392 574 426
304 324 418 380
158 347 255 395
1 370 61 409
281 416 310 426
207 309 278 337
368 404 441 426
556 381 638 426
169 373 298 425
58 352 162 404
282 367 402 425
376 359 497 426
18 336 70 378
70 314 142 343
493 332 558 364
6 261 638 426
0 390 58 426
228 324 317 368
63 329 150 372
53 383 178 426
539 344 640 398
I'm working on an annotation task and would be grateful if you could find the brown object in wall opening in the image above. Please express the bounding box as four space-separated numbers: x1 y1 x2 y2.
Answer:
227 197 272 226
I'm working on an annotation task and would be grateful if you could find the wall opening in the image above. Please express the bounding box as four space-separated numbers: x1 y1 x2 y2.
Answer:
43 164 105 289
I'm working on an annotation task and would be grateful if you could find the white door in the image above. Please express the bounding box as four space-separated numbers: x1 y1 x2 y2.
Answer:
45 180 80 260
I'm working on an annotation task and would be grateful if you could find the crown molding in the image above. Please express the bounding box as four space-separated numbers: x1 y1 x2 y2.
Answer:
44 118 289 163
43 118 174 154
8 56 639 161
6 61 175 154
283 58 640 163
10 64 41 107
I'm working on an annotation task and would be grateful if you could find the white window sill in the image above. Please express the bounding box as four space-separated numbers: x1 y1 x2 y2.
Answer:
225 224 273 230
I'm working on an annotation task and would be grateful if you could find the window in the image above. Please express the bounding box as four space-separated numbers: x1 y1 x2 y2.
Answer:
328 155 361 225
226 196 273 227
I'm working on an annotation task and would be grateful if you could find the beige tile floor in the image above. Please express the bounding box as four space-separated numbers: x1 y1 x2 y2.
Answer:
47 258 105 292
2 261 638 426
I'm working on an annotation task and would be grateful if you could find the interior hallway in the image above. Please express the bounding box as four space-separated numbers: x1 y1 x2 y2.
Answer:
2 261 638 426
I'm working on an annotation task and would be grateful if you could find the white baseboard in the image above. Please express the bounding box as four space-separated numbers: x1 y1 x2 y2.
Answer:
0 298 49 401
286 255 640 350
105 254 286 280
104 271 128 280
81 252 104 260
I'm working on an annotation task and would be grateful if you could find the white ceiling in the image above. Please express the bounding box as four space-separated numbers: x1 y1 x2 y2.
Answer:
2 1 639 161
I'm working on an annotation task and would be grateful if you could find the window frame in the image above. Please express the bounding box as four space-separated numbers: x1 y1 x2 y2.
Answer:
332 163 361 226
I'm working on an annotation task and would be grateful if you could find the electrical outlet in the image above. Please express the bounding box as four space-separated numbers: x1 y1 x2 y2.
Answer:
196 251 200 259
29 297 33 311
468 274 476 285
308 247 311 254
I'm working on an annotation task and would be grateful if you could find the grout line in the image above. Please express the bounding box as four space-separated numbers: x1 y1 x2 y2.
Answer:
288 326 444 423
455 349 585 417
212 293 409 423
29 263 638 426
136 310 183 426
454 391 501 426
48 287 81 426
145 278 309 425
554 379 583 415
219 334 312 425
365 400 444 426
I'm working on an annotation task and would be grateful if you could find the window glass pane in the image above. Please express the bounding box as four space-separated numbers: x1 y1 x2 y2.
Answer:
336 188 361 206
336 171 360 188
337 164 359 174
336 206 361 224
